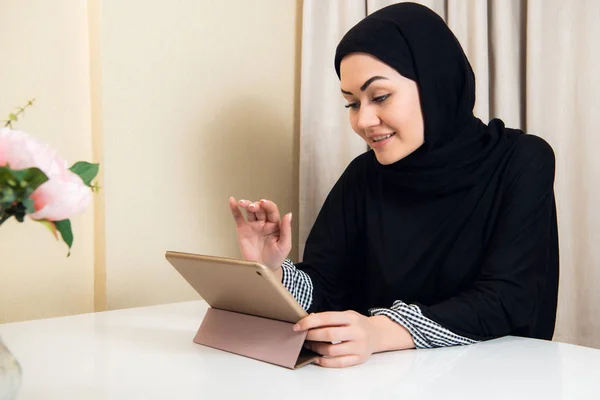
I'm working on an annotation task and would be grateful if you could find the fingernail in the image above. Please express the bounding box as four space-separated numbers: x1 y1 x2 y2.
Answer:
260 199 266 204
293 324 300 331
289 212 293 221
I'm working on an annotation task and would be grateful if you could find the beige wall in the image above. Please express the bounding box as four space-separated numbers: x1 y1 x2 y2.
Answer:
0 0 95 323
0 0 301 321
99 0 301 310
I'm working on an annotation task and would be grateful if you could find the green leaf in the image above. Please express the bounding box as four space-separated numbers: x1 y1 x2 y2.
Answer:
36 219 58 239
10 167 49 191
8 113 18 122
0 166 13 185
0 167 48 220
1 166 48 192
22 197 35 214
69 162 99 187
55 219 73 257
1 186 16 204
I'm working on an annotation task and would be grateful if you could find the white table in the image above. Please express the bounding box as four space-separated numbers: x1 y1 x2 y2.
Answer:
1 301 600 400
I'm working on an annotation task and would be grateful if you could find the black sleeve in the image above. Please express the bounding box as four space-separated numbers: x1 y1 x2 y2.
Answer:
418 135 558 341
295 158 364 313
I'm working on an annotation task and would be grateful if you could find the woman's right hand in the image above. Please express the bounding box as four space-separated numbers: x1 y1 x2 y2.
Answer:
228 197 292 271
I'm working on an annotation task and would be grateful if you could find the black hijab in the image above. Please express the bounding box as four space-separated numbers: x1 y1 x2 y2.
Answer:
297 2 559 341
335 2 517 195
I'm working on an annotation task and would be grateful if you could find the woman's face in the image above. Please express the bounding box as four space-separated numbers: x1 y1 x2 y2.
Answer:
340 53 425 165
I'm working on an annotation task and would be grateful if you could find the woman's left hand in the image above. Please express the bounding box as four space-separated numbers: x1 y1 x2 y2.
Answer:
294 310 414 368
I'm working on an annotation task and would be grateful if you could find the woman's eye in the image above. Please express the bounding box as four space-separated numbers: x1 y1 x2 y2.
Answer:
344 95 389 109
373 94 390 103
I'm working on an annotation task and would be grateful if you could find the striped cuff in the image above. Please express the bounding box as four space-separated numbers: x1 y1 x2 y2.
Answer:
281 258 313 311
369 300 478 349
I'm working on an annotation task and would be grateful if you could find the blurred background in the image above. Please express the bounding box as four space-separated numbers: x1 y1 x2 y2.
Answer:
1 0 599 350
0 0 301 320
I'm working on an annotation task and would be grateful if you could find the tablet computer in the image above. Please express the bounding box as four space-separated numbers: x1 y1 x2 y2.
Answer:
164 251 308 323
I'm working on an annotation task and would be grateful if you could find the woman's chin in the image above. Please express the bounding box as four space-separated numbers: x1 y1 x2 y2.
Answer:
372 142 423 165
373 150 405 165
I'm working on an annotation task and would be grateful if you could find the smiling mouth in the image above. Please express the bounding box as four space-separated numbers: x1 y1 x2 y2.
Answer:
371 132 396 143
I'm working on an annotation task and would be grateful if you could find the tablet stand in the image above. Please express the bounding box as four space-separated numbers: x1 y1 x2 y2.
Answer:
194 308 319 369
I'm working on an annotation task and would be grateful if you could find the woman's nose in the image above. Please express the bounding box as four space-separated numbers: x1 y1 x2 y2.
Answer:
356 105 380 130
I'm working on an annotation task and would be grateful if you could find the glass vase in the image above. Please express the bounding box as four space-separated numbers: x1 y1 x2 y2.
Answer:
0 337 21 400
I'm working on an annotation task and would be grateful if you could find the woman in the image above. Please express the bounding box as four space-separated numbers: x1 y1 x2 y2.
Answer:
229 2 559 368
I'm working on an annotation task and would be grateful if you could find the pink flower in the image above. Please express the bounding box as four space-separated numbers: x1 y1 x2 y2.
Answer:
0 128 65 174
0 128 91 221
28 169 92 221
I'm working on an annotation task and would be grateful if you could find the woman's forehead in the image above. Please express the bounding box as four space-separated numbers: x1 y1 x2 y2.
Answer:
340 54 408 86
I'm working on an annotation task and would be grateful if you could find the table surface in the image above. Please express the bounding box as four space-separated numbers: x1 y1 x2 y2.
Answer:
1 300 600 400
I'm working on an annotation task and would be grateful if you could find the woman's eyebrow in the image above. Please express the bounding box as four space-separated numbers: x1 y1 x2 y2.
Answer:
341 76 389 95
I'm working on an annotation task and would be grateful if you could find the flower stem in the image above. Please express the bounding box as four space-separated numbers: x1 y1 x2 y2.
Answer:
3 98 36 128
0 212 12 226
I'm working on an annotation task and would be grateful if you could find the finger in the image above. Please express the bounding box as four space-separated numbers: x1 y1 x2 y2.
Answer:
294 311 356 331
229 197 245 226
306 341 355 357
259 199 281 223
252 202 267 221
306 327 356 343
237 199 251 212
247 202 266 221
238 200 257 222
279 212 292 252
315 355 363 369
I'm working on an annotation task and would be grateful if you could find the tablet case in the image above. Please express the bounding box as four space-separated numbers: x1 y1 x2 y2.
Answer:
164 251 319 369
195 308 317 369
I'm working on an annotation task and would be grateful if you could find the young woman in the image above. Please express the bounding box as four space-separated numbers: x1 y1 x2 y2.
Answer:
229 2 558 368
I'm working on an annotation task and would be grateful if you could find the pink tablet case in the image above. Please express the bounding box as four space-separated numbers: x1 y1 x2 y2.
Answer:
194 308 318 369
